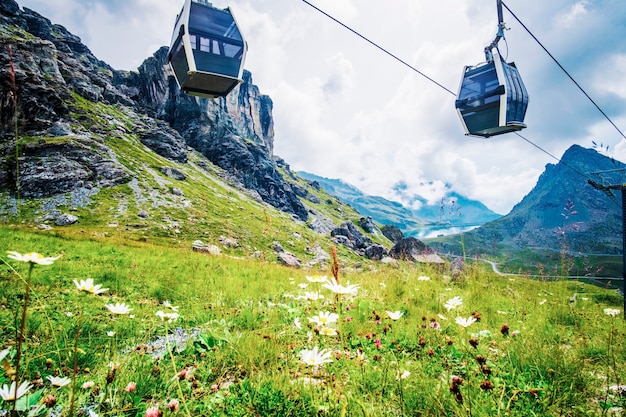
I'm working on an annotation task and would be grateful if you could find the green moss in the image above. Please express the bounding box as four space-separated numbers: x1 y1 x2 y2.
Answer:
66 92 135 133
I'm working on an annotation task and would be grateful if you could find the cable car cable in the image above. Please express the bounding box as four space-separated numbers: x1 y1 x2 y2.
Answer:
299 0 622 201
514 132 590 180
502 2 626 141
300 0 457 96
301 0 624 143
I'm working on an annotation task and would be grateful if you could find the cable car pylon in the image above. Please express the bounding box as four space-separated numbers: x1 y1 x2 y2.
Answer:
588 169 626 319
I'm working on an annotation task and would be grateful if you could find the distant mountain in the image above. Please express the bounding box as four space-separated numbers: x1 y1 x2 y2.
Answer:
428 145 624 274
297 172 501 237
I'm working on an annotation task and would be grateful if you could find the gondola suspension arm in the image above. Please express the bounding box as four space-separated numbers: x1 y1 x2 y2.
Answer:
484 0 507 62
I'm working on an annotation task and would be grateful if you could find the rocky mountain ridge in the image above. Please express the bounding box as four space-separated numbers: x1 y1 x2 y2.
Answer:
0 0 305 220
428 145 624 274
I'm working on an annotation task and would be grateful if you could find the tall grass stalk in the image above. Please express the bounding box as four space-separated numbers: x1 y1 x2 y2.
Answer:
10 262 33 416
7 46 20 219
68 317 81 417
4 252 59 415
164 320 192 417
330 245 340 283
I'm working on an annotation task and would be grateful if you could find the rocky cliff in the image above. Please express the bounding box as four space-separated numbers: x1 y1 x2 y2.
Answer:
0 0 306 220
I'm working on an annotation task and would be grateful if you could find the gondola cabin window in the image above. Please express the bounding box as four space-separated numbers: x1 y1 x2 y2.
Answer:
455 54 528 138
168 0 248 98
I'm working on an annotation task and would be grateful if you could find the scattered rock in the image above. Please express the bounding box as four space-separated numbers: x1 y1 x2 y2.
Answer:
382 225 404 243
450 257 465 277
413 253 445 264
306 244 330 261
380 256 399 267
55 213 78 226
308 210 336 234
35 209 61 223
332 235 353 249
277 251 301 268
160 167 186 181
138 210 149 218
291 183 308 198
331 222 372 249
364 244 388 261
389 237 434 261
306 180 321 191
307 194 320 204
271 241 284 253
171 187 184 196
219 236 239 248
192 240 221 255
359 216 378 234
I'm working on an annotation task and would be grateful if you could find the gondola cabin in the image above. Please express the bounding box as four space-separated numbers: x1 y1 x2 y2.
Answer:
455 53 529 138
168 0 247 98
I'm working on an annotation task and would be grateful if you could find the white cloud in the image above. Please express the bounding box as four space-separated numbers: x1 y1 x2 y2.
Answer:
556 1 589 28
312 0 358 22
233 2 298 89
593 54 626 99
322 53 355 97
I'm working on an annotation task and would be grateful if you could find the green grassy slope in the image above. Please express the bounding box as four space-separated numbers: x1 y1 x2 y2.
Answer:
1 88 392 267
0 227 624 416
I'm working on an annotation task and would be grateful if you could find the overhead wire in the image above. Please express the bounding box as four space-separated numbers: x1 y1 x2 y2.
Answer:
299 0 625 206
299 0 457 96
515 129 623 209
501 2 626 141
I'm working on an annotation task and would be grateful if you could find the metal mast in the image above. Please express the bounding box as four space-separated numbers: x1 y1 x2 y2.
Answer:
484 0 506 62
588 168 626 319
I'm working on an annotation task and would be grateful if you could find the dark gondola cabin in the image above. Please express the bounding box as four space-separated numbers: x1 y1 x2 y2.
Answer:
168 0 247 98
455 53 529 138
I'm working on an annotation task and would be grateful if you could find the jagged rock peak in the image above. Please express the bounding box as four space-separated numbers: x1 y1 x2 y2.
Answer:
0 0 308 221
121 46 275 156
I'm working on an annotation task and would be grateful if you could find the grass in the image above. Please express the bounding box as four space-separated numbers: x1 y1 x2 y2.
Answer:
427 230 624 280
0 226 624 417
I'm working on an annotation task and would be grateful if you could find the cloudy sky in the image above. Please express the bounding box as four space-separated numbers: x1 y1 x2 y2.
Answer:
16 0 626 214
